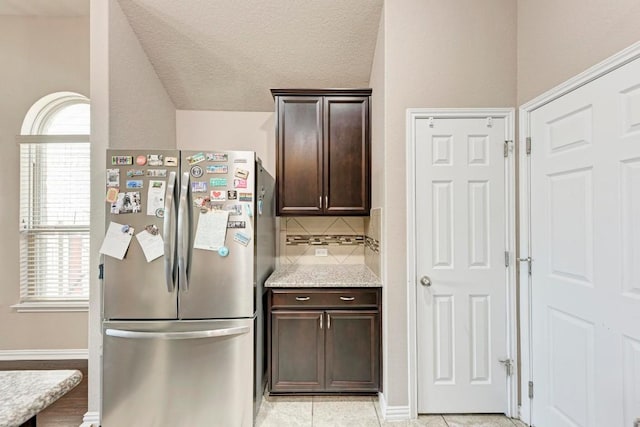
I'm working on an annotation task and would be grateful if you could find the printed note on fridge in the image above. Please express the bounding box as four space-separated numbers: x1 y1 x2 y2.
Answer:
193 210 230 251
99 221 134 260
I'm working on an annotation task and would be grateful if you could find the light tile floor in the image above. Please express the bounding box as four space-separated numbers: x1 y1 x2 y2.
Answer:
256 395 527 427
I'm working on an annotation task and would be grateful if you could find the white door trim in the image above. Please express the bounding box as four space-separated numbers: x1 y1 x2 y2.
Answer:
518 39 640 425
406 108 517 419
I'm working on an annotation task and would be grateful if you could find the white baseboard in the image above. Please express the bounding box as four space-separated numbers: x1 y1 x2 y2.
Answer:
378 392 411 421
0 349 88 361
80 411 100 427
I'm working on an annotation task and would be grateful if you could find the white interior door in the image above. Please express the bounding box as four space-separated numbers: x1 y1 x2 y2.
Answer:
529 55 640 427
415 114 510 413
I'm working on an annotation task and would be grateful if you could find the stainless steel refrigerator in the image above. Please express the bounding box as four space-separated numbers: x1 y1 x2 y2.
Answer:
101 149 274 427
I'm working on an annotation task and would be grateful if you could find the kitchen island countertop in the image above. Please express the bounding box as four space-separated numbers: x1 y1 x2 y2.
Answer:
265 264 381 288
0 369 82 427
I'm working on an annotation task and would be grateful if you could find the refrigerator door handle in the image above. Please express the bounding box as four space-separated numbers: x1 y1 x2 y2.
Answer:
105 326 250 340
177 171 191 291
163 171 178 293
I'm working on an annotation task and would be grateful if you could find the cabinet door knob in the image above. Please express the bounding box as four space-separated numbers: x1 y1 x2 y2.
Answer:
295 296 310 301
339 296 355 301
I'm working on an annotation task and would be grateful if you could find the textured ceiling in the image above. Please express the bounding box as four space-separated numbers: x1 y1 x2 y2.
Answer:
0 0 88 16
117 0 383 111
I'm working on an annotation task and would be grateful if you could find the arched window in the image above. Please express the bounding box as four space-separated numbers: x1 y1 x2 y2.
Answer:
16 92 90 310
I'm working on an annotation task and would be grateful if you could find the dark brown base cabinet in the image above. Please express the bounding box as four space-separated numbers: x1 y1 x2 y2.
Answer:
268 288 381 394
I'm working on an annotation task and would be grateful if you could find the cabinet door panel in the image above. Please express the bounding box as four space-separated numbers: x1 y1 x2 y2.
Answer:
325 310 379 392
324 97 370 215
277 97 323 215
271 311 324 392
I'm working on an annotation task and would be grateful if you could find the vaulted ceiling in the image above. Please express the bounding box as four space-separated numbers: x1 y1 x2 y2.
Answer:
117 0 384 111
3 0 383 112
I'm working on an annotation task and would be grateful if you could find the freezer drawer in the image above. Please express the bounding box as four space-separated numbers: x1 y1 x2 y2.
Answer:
102 319 254 427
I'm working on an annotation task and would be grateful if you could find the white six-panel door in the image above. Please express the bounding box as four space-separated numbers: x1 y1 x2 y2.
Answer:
529 54 640 427
415 115 510 413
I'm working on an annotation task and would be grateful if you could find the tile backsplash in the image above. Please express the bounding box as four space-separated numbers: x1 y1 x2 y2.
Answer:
279 217 365 265
278 210 382 278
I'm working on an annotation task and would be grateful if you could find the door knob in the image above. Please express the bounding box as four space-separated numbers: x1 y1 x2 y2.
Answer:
420 276 432 287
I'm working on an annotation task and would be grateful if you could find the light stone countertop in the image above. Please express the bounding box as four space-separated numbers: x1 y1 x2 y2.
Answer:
265 264 381 288
0 369 82 427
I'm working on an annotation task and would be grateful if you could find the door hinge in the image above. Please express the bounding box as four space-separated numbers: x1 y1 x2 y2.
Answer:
518 256 532 275
499 358 513 376
528 381 534 399
504 251 510 268
525 137 532 155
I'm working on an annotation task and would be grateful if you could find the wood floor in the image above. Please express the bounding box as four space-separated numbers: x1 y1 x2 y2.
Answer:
0 359 88 427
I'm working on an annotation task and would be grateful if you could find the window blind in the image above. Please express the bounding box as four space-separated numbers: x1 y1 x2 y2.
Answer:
19 137 90 301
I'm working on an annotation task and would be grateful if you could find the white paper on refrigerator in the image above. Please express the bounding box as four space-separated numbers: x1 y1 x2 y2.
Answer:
146 180 166 216
135 230 164 262
99 221 134 260
193 210 229 251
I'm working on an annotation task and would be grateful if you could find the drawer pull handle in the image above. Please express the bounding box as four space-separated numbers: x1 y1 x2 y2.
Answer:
295 296 310 301
339 296 355 301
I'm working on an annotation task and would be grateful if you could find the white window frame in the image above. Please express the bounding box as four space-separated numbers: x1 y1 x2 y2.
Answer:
12 92 90 312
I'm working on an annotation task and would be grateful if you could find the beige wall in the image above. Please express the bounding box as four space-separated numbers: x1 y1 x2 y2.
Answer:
379 0 517 407
175 110 276 175
369 10 385 210
517 0 640 104
0 16 89 351
108 0 176 149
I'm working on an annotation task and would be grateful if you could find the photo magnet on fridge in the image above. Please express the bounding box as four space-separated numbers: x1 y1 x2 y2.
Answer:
206 153 228 162
227 221 246 229
210 178 227 187
112 191 141 214
126 180 144 189
147 169 167 177
225 204 242 217
127 169 145 177
111 156 133 165
147 154 164 166
206 165 228 174
210 190 226 201
105 188 119 204
190 165 204 178
234 168 249 179
191 181 208 193
187 152 206 165
106 169 120 187
233 178 247 189
233 231 251 246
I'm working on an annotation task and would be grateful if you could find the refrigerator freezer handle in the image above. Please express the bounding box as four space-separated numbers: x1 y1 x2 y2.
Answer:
105 326 250 340
163 171 177 293
177 171 191 291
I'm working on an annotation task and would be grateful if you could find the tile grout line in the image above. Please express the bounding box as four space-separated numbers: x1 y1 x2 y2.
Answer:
370 396 382 426
311 395 314 427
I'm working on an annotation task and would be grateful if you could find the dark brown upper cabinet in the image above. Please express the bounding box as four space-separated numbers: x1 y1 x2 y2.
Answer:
271 89 371 216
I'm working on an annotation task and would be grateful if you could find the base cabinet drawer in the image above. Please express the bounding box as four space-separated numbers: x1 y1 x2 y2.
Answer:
268 288 381 394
